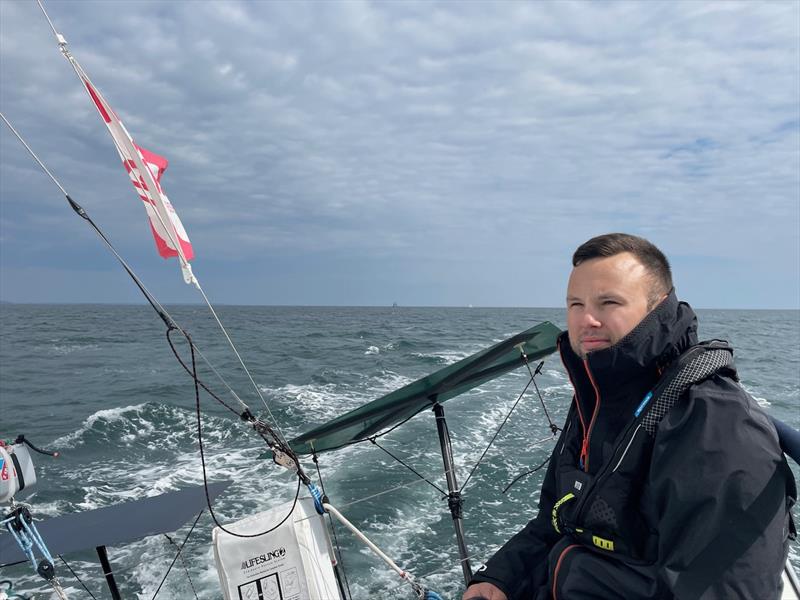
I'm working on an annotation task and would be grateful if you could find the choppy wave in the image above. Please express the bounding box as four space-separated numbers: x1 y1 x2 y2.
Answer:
260 370 415 432
741 383 772 407
53 403 154 448
411 349 473 365
48 342 100 355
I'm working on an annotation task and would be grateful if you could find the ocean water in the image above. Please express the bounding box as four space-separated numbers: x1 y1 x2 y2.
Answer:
1 304 798 599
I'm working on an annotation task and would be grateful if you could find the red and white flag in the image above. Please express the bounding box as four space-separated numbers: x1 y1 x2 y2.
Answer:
79 74 196 284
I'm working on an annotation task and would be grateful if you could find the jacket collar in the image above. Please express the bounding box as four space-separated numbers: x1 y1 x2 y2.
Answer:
558 290 699 407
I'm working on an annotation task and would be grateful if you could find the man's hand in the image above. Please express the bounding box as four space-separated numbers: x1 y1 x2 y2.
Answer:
461 582 508 600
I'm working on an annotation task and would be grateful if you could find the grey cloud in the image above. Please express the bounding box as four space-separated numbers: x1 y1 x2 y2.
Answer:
1 0 798 307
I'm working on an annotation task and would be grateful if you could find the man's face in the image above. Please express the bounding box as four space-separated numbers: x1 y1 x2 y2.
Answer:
566 252 655 358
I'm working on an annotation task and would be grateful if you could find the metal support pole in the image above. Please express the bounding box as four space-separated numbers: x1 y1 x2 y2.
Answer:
95 545 122 600
432 401 472 585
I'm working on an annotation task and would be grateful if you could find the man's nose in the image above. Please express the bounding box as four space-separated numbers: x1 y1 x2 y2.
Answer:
582 311 602 328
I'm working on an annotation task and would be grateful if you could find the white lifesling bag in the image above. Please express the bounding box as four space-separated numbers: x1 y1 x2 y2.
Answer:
213 497 342 600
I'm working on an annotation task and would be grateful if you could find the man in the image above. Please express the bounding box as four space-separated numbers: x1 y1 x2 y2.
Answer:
463 233 796 600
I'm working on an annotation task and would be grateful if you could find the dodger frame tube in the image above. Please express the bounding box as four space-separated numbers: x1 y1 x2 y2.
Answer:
322 503 424 597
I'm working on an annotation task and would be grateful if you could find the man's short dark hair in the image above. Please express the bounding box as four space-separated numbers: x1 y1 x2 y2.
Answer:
572 233 673 307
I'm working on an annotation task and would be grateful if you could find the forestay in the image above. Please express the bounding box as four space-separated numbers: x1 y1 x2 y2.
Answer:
291 321 562 454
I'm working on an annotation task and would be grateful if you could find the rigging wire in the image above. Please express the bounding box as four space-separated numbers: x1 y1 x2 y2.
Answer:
193 284 290 446
57 556 99 600
335 476 432 509
0 112 68 197
2 109 320 592
290 477 437 527
0 111 250 415
312 453 353 600
293 428 559 525
188 331 303 538
57 549 208 581
458 361 543 494
384 549 482 597
1 113 261 431
305 356 558 468
524 360 560 435
292 433 558 527
291 357 562 597
3 109 312 592
0 112 304 476
5 106 309 537
164 534 200 600
150 511 203 600
166 327 295 470
369 439 448 496
296 359 559 519
0 115 172 330
35 0 291 447
165 329 244 417
35 0 60 40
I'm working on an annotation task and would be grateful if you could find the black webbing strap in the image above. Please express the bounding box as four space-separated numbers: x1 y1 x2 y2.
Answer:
9 453 25 491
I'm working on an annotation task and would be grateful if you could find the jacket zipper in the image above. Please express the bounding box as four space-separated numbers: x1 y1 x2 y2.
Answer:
581 358 602 472
570 347 699 526
558 339 589 467
561 356 640 524
551 543 580 600
570 399 651 524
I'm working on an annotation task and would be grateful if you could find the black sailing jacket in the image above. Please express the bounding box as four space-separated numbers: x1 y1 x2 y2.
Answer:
470 292 796 600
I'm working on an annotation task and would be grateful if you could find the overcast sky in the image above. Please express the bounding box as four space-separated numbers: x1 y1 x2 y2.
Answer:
1 0 798 308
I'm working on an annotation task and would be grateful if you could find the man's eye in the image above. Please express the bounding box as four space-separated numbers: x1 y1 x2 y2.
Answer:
569 302 583 308
602 300 619 305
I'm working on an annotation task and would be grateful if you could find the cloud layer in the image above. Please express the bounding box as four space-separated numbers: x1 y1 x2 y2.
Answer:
1 0 798 307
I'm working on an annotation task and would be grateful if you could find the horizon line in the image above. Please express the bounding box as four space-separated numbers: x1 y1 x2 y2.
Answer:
1 300 798 311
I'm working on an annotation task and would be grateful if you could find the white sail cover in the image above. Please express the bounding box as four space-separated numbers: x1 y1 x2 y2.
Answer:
74 65 196 284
